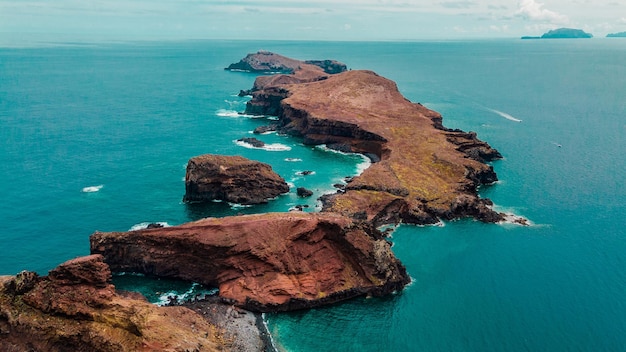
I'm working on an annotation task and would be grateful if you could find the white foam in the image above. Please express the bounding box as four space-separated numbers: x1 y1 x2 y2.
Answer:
81 184 103 193
490 203 532 226
355 155 372 176
314 145 372 176
128 222 171 231
216 109 241 117
284 158 302 162
261 313 280 352
230 203 253 210
216 109 262 119
487 108 522 122
295 170 316 176
234 140 292 151
155 283 218 306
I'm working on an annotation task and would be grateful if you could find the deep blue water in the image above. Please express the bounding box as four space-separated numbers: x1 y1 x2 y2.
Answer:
1 39 624 351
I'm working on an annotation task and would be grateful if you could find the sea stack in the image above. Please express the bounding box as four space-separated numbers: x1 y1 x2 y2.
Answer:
183 154 290 205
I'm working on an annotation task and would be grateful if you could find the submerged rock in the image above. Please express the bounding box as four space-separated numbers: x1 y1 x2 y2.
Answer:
90 212 410 312
183 154 289 205
296 187 313 197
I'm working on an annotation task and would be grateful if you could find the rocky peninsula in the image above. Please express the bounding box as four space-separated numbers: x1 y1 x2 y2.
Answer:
2 51 522 350
234 52 508 226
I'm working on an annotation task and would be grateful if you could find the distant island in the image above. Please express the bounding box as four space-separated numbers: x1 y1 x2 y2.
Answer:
607 31 626 38
522 27 593 39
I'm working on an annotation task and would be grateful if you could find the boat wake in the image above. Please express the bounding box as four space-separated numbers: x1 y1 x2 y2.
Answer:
487 108 522 122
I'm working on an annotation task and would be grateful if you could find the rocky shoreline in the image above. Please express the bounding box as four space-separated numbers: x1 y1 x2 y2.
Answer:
237 52 516 226
1 51 524 351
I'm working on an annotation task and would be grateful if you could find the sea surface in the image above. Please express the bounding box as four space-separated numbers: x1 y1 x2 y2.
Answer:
1 39 624 351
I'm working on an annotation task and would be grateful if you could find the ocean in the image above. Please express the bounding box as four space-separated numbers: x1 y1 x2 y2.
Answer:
1 39 624 351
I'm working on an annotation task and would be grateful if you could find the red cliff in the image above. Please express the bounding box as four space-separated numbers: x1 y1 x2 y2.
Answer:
238 53 508 226
90 212 410 312
183 154 290 205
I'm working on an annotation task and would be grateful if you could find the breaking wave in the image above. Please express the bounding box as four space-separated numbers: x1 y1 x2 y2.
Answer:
234 140 292 151
155 283 218 306
128 222 172 231
216 109 263 119
314 145 372 176
81 184 103 193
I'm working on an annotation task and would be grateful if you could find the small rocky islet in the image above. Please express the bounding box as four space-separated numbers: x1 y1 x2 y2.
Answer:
1 51 524 351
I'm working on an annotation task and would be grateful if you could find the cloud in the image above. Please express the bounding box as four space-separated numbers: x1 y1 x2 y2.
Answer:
440 1 476 9
515 0 569 24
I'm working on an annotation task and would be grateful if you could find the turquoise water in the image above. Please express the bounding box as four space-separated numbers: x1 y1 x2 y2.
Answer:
1 40 625 351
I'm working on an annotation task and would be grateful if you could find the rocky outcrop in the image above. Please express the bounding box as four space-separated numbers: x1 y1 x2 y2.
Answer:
296 187 313 197
607 31 626 38
90 212 410 312
232 56 512 226
183 154 290 205
0 255 225 351
541 28 593 38
225 51 346 75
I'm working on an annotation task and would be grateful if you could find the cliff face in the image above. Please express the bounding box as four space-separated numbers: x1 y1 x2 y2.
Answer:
0 255 224 352
240 58 506 226
90 212 410 312
183 154 290 205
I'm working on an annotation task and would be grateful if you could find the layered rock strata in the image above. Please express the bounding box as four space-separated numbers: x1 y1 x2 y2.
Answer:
0 255 225 351
91 212 410 312
183 154 290 205
236 52 507 226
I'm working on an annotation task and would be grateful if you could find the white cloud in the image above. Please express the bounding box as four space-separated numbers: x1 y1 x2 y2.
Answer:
515 0 569 24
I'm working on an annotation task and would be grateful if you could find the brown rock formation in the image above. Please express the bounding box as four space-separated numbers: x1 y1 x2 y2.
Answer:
0 255 225 351
183 154 290 205
225 50 346 75
232 53 509 226
90 212 410 312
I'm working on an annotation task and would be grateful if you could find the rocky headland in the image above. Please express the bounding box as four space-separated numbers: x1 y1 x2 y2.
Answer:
90 212 410 312
239 52 509 226
0 255 232 351
183 154 290 205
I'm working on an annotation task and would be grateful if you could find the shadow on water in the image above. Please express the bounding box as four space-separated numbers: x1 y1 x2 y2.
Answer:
183 200 285 222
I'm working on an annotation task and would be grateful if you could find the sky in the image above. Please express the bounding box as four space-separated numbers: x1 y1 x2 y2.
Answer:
1 0 625 42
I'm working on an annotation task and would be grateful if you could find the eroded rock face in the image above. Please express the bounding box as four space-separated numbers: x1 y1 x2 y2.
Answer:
0 255 224 352
233 55 512 226
183 154 290 205
90 212 410 312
